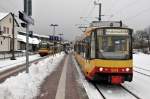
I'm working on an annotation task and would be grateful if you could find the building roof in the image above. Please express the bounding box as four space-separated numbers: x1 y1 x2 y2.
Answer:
17 34 41 44
0 12 9 20
0 12 19 27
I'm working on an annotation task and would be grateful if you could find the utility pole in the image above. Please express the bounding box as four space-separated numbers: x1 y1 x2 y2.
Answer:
50 24 58 56
24 0 33 73
26 22 29 73
19 0 33 73
11 13 16 60
58 33 63 52
147 35 150 52
25 0 29 73
148 28 150 52
94 1 102 21
98 3 101 21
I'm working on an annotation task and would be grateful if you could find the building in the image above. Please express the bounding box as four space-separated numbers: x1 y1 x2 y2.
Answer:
0 12 19 52
17 32 41 51
0 12 64 53
17 33 62 52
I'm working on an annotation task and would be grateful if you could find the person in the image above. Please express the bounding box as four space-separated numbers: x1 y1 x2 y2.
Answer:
65 49 68 54
63 44 68 54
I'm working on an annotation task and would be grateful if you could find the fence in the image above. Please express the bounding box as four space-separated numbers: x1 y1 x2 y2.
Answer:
0 51 37 60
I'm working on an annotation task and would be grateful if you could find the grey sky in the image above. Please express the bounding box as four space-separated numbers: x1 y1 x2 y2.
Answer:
0 0 150 40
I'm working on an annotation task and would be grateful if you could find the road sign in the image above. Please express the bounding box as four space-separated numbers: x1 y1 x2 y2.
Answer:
19 11 34 25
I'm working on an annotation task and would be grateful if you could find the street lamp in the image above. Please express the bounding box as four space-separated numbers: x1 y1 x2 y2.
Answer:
50 24 58 55
58 33 63 52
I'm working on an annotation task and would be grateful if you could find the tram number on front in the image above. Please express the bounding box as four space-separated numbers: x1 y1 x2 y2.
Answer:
111 68 118 72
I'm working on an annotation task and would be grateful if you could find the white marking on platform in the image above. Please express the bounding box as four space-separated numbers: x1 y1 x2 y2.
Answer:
55 55 68 99
72 55 103 99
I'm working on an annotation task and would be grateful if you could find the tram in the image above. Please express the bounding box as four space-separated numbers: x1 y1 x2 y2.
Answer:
74 21 133 84
38 42 53 57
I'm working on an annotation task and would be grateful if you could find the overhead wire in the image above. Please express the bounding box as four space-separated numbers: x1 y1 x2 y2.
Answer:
87 5 96 17
79 0 96 26
111 0 139 19
124 6 150 21
106 0 121 14
81 0 94 16
116 0 138 14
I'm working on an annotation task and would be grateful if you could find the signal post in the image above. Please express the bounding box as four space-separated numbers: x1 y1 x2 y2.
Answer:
19 0 34 73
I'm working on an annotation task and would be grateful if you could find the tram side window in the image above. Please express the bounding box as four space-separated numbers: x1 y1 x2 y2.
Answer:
80 43 85 57
74 43 78 52
85 37 91 59
77 44 80 54
91 32 95 58
79 44 82 54
83 40 87 58
74 45 76 51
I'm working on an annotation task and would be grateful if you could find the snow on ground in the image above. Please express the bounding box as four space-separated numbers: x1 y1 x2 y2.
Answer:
123 72 150 99
0 52 65 99
133 52 150 75
133 52 150 70
121 53 150 99
0 54 41 72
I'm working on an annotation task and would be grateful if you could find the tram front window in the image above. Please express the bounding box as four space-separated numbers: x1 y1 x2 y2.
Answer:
97 29 130 59
40 43 49 48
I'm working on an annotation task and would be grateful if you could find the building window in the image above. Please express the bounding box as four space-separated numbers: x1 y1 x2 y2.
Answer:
1 41 2 45
9 18 11 23
7 27 9 34
3 27 6 33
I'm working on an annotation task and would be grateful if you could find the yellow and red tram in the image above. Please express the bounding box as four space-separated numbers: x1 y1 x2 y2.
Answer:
38 42 53 57
74 26 133 84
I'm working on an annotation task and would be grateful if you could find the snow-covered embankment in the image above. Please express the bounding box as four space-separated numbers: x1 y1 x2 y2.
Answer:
0 52 65 99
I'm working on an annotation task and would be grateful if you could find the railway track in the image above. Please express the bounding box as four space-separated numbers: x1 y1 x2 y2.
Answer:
135 67 150 72
119 85 141 99
0 55 49 83
93 83 106 99
134 66 150 77
134 70 150 77
93 83 142 99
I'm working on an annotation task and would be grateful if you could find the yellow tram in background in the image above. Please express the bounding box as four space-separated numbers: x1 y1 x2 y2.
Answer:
74 22 133 84
38 42 53 57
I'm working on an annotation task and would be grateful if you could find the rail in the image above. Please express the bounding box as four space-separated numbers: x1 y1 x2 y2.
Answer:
120 85 142 99
0 51 37 60
0 55 49 83
93 83 142 99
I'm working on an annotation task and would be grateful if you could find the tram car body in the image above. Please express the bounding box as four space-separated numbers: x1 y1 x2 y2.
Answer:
38 42 53 57
74 24 133 84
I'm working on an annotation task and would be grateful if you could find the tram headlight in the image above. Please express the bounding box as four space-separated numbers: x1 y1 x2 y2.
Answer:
99 67 103 72
121 69 125 72
125 68 130 72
